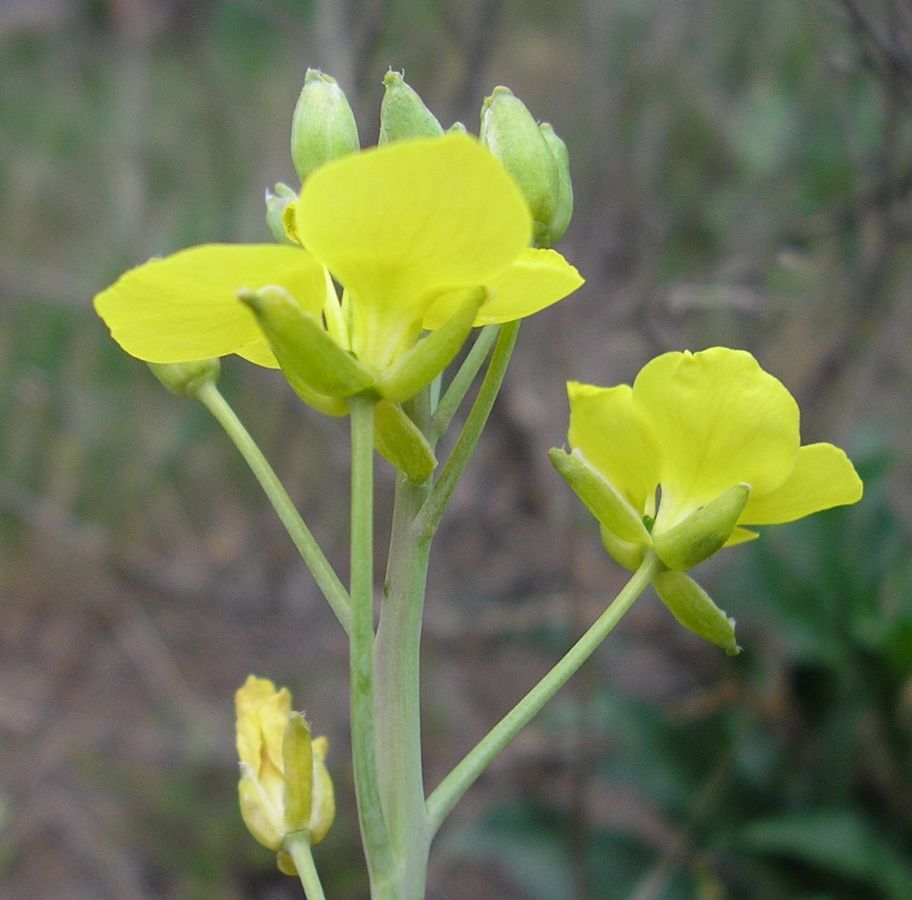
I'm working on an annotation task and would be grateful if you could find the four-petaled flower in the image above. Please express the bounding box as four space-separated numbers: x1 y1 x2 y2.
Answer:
552 347 863 653
94 134 582 412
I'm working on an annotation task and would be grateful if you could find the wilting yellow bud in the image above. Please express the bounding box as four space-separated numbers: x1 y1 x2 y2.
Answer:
235 676 336 874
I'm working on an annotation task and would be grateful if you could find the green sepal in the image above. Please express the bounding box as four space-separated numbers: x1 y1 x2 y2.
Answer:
239 285 375 404
653 484 750 571
653 570 740 655
480 86 560 248
377 289 485 403
291 69 360 183
448 121 467 135
539 123 573 246
379 70 444 144
276 850 298 876
265 183 298 245
148 359 220 399
600 523 646 572
550 448 650 543
282 713 314 833
374 400 437 483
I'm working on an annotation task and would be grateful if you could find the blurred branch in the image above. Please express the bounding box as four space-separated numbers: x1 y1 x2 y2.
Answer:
838 0 912 90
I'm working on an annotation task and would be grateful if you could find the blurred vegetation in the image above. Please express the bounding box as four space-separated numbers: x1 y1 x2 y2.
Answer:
1 0 911 897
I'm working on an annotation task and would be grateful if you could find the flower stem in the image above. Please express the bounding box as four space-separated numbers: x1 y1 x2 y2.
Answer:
416 320 520 540
374 470 433 898
425 551 663 835
431 324 501 439
285 832 326 900
348 395 396 897
196 383 351 634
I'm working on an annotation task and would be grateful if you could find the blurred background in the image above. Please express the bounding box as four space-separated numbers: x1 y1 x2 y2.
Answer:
2 0 911 897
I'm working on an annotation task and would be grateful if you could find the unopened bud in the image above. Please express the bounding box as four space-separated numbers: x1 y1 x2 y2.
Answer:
538 123 573 245
480 87 560 247
290 69 360 183
148 359 219 399
379 71 443 144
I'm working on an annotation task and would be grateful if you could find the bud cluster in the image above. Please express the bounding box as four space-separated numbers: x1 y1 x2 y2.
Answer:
281 68 573 248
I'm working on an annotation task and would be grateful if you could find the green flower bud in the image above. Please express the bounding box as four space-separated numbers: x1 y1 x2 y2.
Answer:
480 86 560 247
148 359 219 399
653 484 751 571
379 70 444 144
538 123 573 245
653 571 739 655
265 183 298 245
290 69 360 183
238 286 373 410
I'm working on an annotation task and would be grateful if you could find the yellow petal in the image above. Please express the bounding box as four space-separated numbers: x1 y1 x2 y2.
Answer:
724 526 759 547
293 135 531 366
94 244 325 364
633 348 800 530
422 248 583 329
239 772 285 851
235 336 280 368
567 382 660 516
740 442 863 525
235 675 292 774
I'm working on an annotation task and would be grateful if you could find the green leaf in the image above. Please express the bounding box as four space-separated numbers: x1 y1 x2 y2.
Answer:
739 811 912 899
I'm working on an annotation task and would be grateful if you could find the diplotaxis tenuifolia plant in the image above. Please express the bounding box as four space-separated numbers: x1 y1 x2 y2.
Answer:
94 69 862 899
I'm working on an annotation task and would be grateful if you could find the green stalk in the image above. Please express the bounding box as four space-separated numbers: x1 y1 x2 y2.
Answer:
197 383 351 634
373 470 433 899
416 320 520 540
431 324 501 439
426 551 663 835
284 832 326 900
348 395 397 897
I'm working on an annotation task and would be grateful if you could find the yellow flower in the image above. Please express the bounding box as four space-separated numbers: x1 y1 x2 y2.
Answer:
551 347 863 653
235 676 335 875
93 135 582 408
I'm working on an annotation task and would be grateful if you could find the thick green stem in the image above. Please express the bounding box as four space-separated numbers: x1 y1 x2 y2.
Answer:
197 383 351 634
284 832 326 900
374 470 433 899
348 396 396 897
426 551 663 835
416 320 520 541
